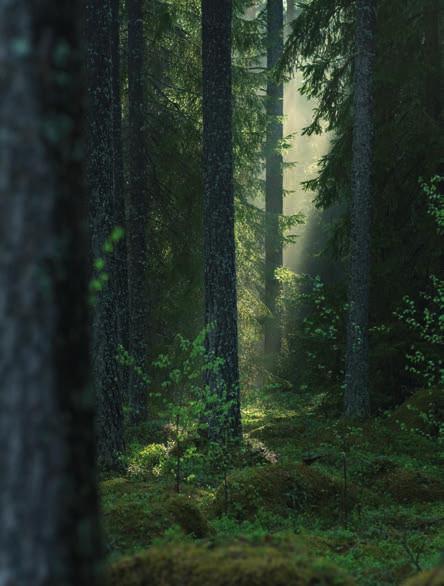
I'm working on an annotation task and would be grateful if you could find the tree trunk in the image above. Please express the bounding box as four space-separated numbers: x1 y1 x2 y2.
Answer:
0 2 101 583
287 0 296 23
264 0 284 358
127 0 150 423
344 0 376 418
424 0 441 125
86 0 125 467
111 0 130 393
202 0 242 440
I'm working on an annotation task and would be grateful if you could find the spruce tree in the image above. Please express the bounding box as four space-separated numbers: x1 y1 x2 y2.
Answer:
202 0 242 440
127 0 150 423
86 0 125 466
344 0 376 418
264 0 284 358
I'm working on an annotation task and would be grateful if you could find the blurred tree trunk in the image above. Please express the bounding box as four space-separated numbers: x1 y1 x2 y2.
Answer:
0 1 101 583
344 0 376 418
127 0 149 423
202 0 242 440
264 0 284 358
86 0 125 467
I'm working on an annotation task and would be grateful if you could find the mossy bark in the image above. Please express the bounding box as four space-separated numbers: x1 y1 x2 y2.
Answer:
202 0 241 440
0 1 101 582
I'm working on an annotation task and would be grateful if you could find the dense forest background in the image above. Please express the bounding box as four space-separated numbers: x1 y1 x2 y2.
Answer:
0 1 442 585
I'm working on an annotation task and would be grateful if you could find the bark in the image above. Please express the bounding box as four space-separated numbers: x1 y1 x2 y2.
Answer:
264 0 284 357
344 0 376 418
0 1 100 584
86 0 125 467
127 0 149 423
424 0 441 125
111 0 130 391
287 0 296 23
202 0 242 440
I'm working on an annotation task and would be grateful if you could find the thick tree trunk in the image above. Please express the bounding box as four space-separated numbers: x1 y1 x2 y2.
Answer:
86 0 125 467
111 0 130 392
202 0 242 440
344 0 376 418
0 2 100 583
264 0 284 358
127 0 149 423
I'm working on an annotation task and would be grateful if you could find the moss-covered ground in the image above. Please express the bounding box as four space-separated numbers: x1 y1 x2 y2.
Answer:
102 388 444 585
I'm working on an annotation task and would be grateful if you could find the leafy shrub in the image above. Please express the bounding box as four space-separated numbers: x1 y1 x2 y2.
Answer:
126 443 168 480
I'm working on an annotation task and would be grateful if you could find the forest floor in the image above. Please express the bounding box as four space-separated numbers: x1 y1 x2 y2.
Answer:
102 387 444 585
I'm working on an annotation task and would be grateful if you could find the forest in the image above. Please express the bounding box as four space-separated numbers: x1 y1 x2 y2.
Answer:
0 0 443 585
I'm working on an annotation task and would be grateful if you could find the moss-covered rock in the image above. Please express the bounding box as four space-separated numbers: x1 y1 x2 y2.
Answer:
166 495 209 538
211 464 349 520
391 388 444 438
402 567 444 585
101 479 208 556
107 543 356 586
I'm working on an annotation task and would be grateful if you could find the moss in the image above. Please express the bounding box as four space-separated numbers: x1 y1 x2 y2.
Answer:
107 543 356 586
391 388 444 438
375 467 444 503
166 495 209 538
402 567 444 585
211 464 350 520
100 479 208 556
248 416 304 442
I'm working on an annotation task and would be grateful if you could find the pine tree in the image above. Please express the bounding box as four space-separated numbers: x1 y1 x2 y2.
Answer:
202 0 242 440
86 0 125 466
127 0 150 423
344 0 376 418
0 1 100 582
264 0 284 358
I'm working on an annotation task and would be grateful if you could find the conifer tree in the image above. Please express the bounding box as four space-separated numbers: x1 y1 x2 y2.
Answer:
344 0 376 418
202 0 242 440
265 0 284 358
86 0 125 465
127 0 150 423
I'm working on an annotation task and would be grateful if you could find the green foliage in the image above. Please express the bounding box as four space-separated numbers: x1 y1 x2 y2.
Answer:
279 0 443 404
125 443 168 481
89 226 125 305
120 329 243 490
394 178 444 389
277 269 345 402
